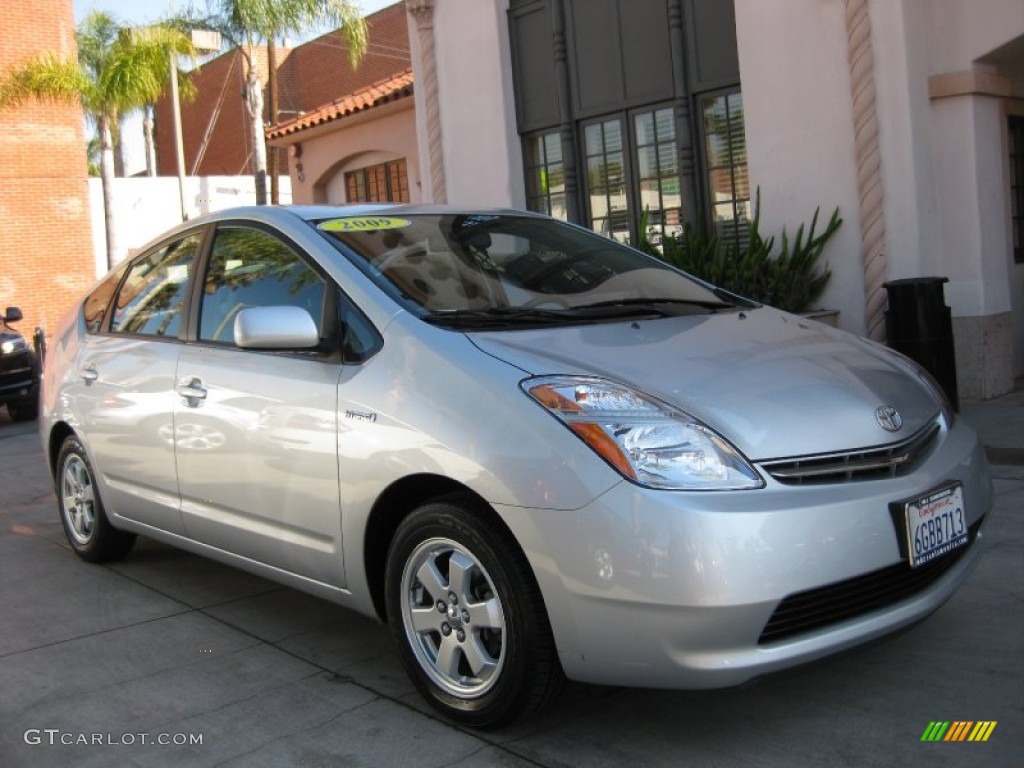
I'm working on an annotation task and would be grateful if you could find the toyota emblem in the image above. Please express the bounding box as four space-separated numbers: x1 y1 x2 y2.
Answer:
875 405 903 432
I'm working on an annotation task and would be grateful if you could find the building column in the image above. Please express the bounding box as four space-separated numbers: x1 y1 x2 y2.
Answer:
551 0 580 223
408 0 447 203
929 70 1015 397
843 0 889 341
666 0 700 229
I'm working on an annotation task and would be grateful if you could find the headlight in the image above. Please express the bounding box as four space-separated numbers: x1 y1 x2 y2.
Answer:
0 337 27 355
522 376 763 490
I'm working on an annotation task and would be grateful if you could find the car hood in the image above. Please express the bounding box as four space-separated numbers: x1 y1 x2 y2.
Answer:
467 307 939 461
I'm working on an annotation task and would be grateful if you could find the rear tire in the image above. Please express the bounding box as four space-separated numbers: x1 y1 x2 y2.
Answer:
56 436 136 562
8 398 38 422
385 496 564 728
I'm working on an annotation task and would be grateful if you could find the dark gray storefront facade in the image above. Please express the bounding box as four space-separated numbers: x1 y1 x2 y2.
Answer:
508 0 746 246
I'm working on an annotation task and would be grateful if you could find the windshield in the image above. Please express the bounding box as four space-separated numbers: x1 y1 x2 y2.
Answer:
314 213 746 327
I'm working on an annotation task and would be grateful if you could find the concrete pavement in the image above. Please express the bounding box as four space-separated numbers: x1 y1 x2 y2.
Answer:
0 396 1021 767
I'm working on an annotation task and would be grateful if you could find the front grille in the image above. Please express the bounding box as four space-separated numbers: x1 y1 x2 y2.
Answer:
757 520 980 645
760 421 941 485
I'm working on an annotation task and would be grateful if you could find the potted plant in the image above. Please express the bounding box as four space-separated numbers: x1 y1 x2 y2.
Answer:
637 192 841 317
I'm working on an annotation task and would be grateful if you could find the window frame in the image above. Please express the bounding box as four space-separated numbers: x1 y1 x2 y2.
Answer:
344 158 410 203
695 86 750 247
579 112 635 243
576 102 683 246
631 105 684 248
523 129 568 220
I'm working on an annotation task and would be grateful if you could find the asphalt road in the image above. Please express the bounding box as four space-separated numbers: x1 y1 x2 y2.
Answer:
0 415 1021 767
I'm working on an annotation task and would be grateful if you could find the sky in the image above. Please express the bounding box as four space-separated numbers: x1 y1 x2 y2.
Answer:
73 0 397 30
71 0 401 173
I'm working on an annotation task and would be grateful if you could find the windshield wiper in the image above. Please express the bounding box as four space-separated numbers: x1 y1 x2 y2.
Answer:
569 297 738 313
423 297 738 329
422 307 580 328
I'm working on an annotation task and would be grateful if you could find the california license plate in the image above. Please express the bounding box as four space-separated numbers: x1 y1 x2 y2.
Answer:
904 484 967 568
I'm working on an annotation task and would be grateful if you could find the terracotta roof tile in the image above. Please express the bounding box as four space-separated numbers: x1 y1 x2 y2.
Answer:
266 68 414 140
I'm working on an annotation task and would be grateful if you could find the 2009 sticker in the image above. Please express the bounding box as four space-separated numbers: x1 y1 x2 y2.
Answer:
318 216 411 232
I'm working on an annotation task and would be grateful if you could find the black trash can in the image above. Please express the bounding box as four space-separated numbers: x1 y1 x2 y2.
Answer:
884 277 959 411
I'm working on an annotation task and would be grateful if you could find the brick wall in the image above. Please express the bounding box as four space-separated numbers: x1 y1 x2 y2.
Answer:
0 0 96 338
282 1 411 114
154 48 271 177
154 1 410 177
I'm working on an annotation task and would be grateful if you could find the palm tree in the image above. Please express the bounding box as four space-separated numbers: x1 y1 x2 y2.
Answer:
181 0 367 205
0 12 195 269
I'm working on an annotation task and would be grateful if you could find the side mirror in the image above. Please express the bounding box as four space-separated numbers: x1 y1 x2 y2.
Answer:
233 306 320 349
3 307 23 323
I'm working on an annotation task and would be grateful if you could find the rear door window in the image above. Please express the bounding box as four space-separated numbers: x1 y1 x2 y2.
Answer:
109 235 201 337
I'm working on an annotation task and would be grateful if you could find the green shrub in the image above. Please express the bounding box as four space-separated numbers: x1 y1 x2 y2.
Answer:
637 192 841 313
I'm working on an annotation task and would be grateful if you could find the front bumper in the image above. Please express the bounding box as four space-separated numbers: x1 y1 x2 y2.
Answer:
0 350 40 405
497 417 992 689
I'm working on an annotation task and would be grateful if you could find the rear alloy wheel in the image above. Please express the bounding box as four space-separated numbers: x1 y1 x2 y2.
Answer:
385 497 563 727
57 436 136 562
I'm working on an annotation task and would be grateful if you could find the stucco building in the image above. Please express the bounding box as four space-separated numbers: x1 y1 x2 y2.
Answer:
386 0 1023 399
155 1 413 183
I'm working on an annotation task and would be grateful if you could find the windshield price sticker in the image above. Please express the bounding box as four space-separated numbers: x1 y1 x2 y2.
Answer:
904 484 967 568
318 216 411 233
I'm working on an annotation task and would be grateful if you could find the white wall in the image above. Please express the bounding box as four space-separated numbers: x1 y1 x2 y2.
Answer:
735 0 1022 392
734 0 867 332
88 176 291 276
412 0 524 207
279 100 420 205
928 0 1024 75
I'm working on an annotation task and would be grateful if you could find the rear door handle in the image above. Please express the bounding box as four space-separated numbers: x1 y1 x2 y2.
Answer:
177 377 207 407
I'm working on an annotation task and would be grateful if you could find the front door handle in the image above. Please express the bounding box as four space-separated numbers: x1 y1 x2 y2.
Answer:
78 365 98 383
177 377 207 407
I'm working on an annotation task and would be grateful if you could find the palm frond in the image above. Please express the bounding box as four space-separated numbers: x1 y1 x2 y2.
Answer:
103 25 198 113
76 11 121 80
0 54 91 110
218 0 367 64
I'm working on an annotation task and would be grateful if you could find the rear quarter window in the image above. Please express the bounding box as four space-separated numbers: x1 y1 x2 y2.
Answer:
82 264 129 334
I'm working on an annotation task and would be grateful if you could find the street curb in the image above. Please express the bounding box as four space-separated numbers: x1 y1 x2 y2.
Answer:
985 446 1024 467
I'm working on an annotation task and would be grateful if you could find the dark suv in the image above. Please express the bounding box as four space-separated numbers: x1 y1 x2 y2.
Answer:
0 307 40 422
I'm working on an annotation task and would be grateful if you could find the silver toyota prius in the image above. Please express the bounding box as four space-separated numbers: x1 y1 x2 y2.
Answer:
40 205 992 727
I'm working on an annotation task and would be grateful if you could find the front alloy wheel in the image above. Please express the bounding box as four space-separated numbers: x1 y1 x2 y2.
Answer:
386 497 563 727
400 537 506 699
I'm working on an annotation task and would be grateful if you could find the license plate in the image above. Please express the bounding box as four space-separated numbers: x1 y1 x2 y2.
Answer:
904 484 967 568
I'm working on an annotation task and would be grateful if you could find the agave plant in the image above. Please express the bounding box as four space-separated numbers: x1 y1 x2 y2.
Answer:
637 190 841 314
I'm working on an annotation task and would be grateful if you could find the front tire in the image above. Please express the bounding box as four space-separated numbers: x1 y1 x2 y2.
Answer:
385 497 564 727
56 436 136 562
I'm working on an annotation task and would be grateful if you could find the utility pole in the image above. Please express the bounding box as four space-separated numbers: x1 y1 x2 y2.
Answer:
170 29 222 220
268 41 280 205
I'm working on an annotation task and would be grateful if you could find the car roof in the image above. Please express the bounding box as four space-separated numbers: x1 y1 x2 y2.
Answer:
181 204 543 226
285 204 542 221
